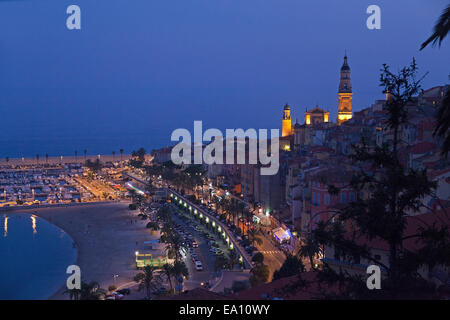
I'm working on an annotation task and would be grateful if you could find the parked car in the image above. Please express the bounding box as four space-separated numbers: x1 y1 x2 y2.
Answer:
195 261 203 271
116 288 131 295
111 292 124 300
152 287 166 295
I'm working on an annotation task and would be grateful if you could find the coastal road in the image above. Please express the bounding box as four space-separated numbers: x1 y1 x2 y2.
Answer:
168 189 253 269
125 170 286 278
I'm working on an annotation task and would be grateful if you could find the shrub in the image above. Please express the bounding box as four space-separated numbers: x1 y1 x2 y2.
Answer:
108 285 117 292
252 252 264 265
231 280 249 293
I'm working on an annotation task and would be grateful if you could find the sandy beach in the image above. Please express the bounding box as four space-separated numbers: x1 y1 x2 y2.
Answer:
19 201 158 299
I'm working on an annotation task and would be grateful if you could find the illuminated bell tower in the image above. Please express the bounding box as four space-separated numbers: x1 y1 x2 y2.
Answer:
282 103 292 137
337 55 353 125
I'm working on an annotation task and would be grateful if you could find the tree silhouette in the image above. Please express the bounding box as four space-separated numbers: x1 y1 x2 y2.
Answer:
420 4 450 50
420 4 450 158
299 60 450 299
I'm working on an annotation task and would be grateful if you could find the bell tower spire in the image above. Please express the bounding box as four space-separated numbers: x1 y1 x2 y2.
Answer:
337 54 353 125
282 103 292 137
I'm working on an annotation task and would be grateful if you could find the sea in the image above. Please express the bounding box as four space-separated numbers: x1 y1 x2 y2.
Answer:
0 213 77 300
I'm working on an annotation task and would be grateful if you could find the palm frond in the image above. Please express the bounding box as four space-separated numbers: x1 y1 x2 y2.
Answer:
421 5 450 50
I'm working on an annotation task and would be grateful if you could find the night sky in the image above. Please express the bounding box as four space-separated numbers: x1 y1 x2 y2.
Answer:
0 0 449 157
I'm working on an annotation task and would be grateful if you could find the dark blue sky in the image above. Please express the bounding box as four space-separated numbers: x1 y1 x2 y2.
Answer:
0 0 449 158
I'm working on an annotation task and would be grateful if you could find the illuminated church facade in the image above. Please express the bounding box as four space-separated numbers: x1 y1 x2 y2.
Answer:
280 55 353 140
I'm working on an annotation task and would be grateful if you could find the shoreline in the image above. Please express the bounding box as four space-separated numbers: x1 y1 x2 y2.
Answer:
31 213 80 300
14 201 157 300
0 154 135 166
0 200 118 213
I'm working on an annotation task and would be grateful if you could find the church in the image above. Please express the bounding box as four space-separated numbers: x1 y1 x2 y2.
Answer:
281 55 353 139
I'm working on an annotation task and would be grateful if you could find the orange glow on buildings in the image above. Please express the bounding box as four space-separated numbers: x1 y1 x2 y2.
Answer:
282 103 293 137
337 55 353 125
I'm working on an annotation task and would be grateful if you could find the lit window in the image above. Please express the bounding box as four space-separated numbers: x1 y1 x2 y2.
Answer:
349 192 355 202
325 194 330 205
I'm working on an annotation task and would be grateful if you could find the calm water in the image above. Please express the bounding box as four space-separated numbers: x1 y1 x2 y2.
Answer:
0 213 77 300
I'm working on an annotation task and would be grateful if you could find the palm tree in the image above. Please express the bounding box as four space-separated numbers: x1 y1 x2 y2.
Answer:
63 287 80 300
156 206 171 223
5 157 9 164
420 4 450 50
228 249 239 270
45 154 48 164
83 149 87 161
134 266 161 299
248 228 263 247
160 231 186 262
298 232 320 271
421 4 450 157
112 151 115 161
173 260 189 279
64 281 106 300
35 154 39 164
246 210 254 237
172 260 189 292
120 148 124 162
81 281 107 300
162 263 175 293
74 150 78 162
